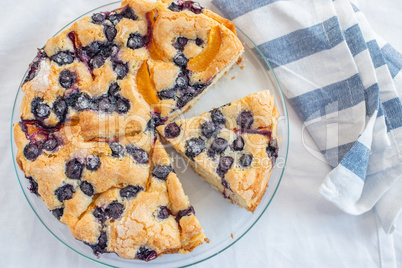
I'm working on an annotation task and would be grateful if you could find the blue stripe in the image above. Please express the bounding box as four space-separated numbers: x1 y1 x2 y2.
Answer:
340 141 370 180
211 0 280 20
289 74 365 121
367 40 386 69
350 2 360 12
321 142 355 168
378 102 384 118
365 83 379 117
382 98 402 131
259 16 344 68
344 24 366 57
381 44 402 78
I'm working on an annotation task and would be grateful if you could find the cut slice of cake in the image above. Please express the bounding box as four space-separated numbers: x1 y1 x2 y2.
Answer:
157 91 279 212
72 138 207 260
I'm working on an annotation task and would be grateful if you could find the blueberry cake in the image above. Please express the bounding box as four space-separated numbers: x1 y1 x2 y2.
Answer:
12 0 248 260
157 91 279 212
20 0 243 140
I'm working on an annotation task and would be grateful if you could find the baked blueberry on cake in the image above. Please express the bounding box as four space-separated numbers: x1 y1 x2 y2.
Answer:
157 91 279 212
13 0 246 261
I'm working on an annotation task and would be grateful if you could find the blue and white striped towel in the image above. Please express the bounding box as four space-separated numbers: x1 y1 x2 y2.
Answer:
212 0 402 233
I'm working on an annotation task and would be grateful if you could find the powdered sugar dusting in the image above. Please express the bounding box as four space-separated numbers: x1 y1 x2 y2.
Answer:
30 60 51 92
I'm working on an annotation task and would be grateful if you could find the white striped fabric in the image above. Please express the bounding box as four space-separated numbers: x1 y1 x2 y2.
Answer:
212 0 402 233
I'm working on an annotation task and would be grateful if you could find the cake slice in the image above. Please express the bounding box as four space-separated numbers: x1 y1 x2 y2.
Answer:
157 91 279 212
72 138 207 260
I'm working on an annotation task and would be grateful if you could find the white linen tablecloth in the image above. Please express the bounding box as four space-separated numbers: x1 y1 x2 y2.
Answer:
0 0 401 267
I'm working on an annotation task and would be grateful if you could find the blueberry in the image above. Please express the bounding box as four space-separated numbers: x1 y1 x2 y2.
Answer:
52 98 68 120
55 184 75 202
239 153 253 167
266 139 278 164
175 72 189 88
232 136 244 151
157 206 169 220
185 138 205 159
31 98 50 119
201 121 216 139
168 2 182 12
105 201 124 220
113 61 128 79
115 97 130 114
164 122 181 139
25 61 40 82
152 165 172 180
136 246 157 262
120 6 138 20
216 156 234 178
211 109 225 126
237 110 254 130
59 69 76 89
173 53 188 67
91 13 106 24
75 94 92 111
80 181 94 196
177 206 195 221
109 142 125 157
90 55 105 69
127 33 145 49
24 143 41 161
51 51 74 66
158 88 177 99
97 96 114 113
126 145 149 164
27 177 39 196
89 231 108 255
104 25 117 42
146 113 165 131
176 94 191 109
64 92 80 107
120 185 143 199
208 137 228 156
107 13 123 25
174 37 188 51
84 42 101 58
108 82 120 95
93 207 106 223
195 37 204 46
65 158 84 180
52 208 64 220
86 155 100 171
43 136 58 151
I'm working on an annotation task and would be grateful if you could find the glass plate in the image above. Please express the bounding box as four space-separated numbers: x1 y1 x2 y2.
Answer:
10 2 289 267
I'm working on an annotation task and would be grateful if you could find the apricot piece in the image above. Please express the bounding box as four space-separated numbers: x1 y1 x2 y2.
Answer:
136 61 160 107
187 26 222 73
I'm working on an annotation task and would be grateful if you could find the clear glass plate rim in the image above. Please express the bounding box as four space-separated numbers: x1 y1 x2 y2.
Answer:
9 2 290 267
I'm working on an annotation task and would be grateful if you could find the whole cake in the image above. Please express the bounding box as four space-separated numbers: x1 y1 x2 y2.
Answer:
14 0 244 261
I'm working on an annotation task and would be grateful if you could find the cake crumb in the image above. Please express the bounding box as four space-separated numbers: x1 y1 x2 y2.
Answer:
236 57 244 64
231 76 236 80
240 66 245 70
231 233 234 239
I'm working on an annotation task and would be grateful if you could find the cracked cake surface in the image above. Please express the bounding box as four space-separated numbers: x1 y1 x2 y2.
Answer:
157 91 279 212
12 0 247 261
